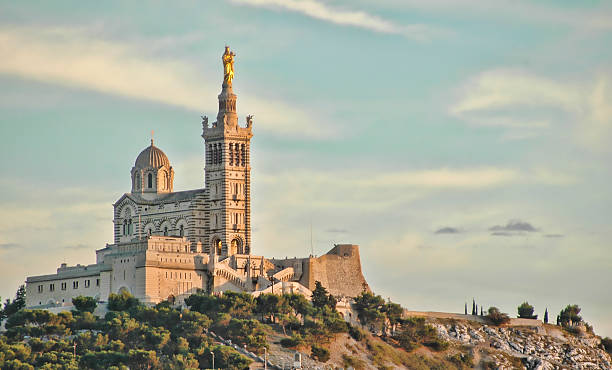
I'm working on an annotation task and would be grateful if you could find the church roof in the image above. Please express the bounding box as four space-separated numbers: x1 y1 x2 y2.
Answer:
115 188 205 206
135 139 170 169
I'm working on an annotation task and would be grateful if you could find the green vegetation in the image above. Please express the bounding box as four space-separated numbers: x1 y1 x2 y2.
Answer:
72 296 97 313
311 344 330 362
602 337 612 355
486 307 510 326
559 304 582 326
517 302 537 319
0 288 251 369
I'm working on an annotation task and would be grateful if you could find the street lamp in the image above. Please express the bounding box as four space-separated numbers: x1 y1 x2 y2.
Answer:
210 351 215 369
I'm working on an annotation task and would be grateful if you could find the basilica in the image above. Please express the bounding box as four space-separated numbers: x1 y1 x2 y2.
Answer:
25 47 369 308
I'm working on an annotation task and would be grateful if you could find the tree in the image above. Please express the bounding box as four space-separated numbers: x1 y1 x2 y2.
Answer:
464 303 467 315
72 296 97 313
472 299 476 315
311 281 335 310
480 307 483 316
559 305 582 326
517 302 537 319
108 290 140 311
2 285 27 319
544 308 549 324
486 307 510 326
353 291 385 331
382 302 403 334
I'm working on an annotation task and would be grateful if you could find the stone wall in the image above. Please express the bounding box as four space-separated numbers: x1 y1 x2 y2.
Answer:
302 244 370 297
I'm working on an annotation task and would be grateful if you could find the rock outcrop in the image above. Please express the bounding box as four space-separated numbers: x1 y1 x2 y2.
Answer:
430 320 611 369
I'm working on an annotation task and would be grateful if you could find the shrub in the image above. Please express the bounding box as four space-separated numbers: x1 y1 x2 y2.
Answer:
107 291 139 312
486 307 510 326
73 296 97 313
342 354 366 370
559 305 582 326
517 302 537 319
280 334 304 348
602 337 612 355
349 325 365 341
448 352 474 368
311 344 330 362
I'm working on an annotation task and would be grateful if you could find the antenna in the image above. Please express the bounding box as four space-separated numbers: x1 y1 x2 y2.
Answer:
310 218 313 257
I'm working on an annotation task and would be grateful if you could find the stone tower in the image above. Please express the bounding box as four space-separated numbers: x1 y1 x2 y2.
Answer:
202 46 253 257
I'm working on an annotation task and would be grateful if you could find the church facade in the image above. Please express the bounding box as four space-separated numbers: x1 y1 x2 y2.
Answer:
25 47 369 308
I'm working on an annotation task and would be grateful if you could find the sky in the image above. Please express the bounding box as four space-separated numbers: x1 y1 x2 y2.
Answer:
0 0 611 335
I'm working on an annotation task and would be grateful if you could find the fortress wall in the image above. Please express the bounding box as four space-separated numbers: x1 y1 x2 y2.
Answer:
304 244 370 297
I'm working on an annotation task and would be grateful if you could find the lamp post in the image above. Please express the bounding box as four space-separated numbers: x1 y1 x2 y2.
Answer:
210 351 215 369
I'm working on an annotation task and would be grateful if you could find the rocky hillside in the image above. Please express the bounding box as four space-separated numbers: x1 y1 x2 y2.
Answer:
430 318 611 369
280 316 612 369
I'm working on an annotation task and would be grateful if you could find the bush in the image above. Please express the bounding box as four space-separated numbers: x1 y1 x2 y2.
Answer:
73 296 97 313
107 291 139 312
602 337 612 355
280 334 304 348
349 325 365 341
517 302 537 319
311 344 330 362
486 307 510 326
559 305 582 326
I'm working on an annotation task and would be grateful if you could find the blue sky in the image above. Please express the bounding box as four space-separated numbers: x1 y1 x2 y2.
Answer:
1 0 611 335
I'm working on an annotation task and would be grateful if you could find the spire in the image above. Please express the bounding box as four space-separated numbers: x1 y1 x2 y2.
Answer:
217 46 238 128
150 130 154 146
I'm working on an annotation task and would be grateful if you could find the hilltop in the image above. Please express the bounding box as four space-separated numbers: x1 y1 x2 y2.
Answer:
0 284 611 369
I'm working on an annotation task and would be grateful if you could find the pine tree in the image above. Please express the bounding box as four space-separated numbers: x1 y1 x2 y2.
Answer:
544 308 549 324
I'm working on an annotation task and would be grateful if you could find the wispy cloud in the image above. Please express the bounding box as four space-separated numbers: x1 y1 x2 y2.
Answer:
489 219 539 236
0 26 333 138
434 227 461 234
229 0 447 41
450 69 612 149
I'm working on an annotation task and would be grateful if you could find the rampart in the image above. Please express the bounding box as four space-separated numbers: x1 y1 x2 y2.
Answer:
302 244 370 297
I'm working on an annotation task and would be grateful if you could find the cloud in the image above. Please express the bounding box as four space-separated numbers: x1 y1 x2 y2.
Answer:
63 244 91 250
450 69 612 149
325 228 348 234
229 0 447 41
489 220 539 236
381 0 612 31
0 26 333 138
434 227 460 234
0 243 19 250
544 234 564 238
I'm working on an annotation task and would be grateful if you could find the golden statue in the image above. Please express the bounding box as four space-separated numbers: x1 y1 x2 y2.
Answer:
222 46 236 85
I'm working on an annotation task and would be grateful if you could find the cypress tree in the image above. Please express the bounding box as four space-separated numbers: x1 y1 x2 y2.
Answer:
475 304 478 316
544 308 549 324
472 299 476 315
480 307 483 316
464 302 468 315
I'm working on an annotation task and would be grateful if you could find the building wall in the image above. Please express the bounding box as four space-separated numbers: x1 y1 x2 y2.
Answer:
304 244 370 297
26 267 102 307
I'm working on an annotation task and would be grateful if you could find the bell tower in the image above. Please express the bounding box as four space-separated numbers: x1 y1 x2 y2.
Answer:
202 46 253 258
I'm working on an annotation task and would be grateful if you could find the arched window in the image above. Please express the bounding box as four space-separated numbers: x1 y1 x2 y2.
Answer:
164 226 168 236
148 173 153 188
123 220 128 236
135 173 140 190
179 225 184 237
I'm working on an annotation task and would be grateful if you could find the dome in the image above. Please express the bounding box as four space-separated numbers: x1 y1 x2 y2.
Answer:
135 139 170 169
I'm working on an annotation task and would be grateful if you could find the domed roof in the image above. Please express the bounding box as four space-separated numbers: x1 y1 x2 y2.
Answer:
135 139 170 169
